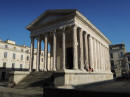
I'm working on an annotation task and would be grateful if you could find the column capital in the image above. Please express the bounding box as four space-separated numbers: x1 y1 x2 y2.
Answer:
88 34 90 37
52 30 57 35
78 27 83 33
30 36 35 40
83 31 87 35
61 27 66 32
71 24 78 30
36 36 42 41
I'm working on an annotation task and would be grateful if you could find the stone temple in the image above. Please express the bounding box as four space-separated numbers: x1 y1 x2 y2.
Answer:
26 9 113 87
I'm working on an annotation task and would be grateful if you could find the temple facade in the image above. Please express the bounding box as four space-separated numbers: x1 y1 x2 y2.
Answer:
27 9 113 86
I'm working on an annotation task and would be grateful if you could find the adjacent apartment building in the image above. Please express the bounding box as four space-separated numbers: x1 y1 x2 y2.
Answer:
109 43 126 78
124 52 130 76
0 39 47 81
109 43 127 78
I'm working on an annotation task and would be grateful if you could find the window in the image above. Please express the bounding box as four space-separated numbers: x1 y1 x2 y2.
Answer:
21 49 23 52
5 45 8 48
120 46 122 49
20 64 23 70
13 53 16 59
21 55 23 60
12 63 15 69
120 52 123 57
128 64 130 69
110 53 113 58
3 62 6 68
14 47 16 50
27 56 29 61
26 50 29 53
128 56 130 61
4 52 8 58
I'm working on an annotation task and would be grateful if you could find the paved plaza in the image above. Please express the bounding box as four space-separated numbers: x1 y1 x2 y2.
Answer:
74 78 130 93
0 82 43 97
0 79 130 97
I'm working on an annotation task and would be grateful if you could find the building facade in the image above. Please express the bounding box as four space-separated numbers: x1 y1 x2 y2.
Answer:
124 52 130 76
0 40 48 81
27 9 113 87
109 44 126 78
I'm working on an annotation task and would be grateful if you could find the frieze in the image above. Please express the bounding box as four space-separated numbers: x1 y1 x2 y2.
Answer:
30 19 74 37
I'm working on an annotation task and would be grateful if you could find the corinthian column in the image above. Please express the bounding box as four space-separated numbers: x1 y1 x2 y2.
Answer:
72 25 78 70
95 40 98 72
36 37 41 71
62 28 66 70
107 47 111 72
53 32 56 71
29 36 35 72
93 38 97 71
99 42 102 71
84 32 89 70
79 28 84 70
88 35 93 70
44 35 48 71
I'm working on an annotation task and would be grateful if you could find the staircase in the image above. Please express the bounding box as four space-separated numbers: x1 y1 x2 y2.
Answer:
15 71 54 90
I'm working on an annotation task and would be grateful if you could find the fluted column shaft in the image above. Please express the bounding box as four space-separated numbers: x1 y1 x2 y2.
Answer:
73 25 78 70
107 48 111 71
50 43 53 71
29 37 34 72
84 32 88 70
62 29 66 70
79 28 84 70
93 38 97 71
88 35 93 69
103 46 106 71
44 35 48 71
97 41 100 71
99 43 102 71
96 40 98 71
36 37 41 71
53 32 56 71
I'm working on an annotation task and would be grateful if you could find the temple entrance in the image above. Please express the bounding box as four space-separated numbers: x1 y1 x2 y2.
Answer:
66 47 73 69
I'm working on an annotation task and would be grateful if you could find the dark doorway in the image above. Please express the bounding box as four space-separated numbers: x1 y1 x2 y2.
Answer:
66 47 73 69
1 72 6 81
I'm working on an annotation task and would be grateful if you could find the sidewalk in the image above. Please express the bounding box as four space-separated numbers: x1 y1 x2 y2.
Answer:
0 85 43 97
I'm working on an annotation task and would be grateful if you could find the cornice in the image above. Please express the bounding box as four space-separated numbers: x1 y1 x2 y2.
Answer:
27 9 111 44
28 13 75 31
75 10 111 44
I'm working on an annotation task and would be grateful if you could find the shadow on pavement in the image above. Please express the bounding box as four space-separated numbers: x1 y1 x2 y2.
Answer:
43 79 130 97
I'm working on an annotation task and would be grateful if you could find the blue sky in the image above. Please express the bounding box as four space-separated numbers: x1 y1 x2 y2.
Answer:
0 0 130 51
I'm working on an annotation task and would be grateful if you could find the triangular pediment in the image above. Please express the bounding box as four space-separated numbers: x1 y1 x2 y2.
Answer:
27 9 77 30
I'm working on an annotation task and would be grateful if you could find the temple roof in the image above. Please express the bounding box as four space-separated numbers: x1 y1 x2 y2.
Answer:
26 9 77 30
26 9 111 44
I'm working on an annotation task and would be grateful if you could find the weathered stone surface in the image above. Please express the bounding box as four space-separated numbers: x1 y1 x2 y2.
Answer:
27 9 113 87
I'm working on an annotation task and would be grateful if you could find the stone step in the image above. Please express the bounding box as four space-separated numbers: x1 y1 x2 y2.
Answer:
15 71 54 89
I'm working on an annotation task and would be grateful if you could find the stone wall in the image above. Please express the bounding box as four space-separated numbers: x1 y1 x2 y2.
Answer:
8 71 30 85
54 70 113 87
